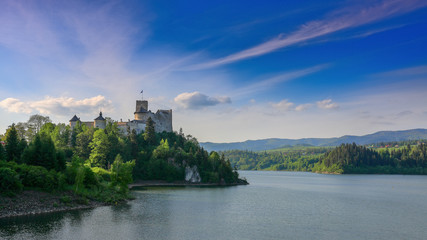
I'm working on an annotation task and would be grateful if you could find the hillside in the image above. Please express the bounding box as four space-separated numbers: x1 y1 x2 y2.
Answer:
201 129 427 152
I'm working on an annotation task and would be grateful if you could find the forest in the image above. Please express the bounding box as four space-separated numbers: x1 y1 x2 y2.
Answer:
0 115 242 200
223 147 328 171
223 142 427 175
313 143 427 174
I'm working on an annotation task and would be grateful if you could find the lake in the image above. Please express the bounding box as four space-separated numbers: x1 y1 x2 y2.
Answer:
1 171 427 240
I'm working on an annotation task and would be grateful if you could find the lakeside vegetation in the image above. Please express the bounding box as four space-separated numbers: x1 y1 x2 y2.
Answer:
223 141 427 174
0 115 242 201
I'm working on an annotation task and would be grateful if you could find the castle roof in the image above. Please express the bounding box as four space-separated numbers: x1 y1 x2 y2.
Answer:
70 115 80 122
94 112 105 121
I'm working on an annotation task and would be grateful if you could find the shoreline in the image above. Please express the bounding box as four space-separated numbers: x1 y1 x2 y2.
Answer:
1 181 248 219
0 190 107 220
129 180 249 189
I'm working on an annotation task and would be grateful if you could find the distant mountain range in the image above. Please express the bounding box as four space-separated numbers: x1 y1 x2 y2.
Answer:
200 129 427 152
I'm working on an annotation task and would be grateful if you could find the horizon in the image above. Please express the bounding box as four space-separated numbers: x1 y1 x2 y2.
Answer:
202 128 427 143
1 0 427 142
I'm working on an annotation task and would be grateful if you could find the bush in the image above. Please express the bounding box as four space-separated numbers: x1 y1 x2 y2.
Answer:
0 167 23 195
19 165 58 191
92 167 111 182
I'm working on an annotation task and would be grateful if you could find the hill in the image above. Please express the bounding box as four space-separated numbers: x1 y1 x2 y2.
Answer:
200 129 427 152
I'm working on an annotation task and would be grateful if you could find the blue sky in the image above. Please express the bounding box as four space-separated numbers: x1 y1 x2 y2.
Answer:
1 0 427 142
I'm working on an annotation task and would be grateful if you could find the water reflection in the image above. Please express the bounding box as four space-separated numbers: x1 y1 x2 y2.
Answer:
0 208 94 239
1 172 427 240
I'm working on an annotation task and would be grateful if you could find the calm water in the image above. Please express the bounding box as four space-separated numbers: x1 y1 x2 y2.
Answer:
1 171 427 240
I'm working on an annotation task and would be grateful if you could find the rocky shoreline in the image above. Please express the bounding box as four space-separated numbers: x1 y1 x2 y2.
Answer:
1 180 248 219
0 190 106 219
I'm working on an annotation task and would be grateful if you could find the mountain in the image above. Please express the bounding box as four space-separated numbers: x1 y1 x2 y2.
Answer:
200 129 427 152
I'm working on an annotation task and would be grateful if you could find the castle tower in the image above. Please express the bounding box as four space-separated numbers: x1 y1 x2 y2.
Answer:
134 100 149 121
94 112 106 129
69 115 80 129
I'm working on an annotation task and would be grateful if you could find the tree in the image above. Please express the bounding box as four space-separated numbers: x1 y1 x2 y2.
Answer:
5 124 21 162
89 129 110 168
28 114 52 133
75 130 93 159
0 143 5 161
23 132 58 170
14 122 28 140
144 117 156 145
111 154 135 193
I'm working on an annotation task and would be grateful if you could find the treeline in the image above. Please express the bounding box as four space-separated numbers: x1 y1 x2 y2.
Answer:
222 149 325 172
0 114 242 198
366 139 427 148
313 143 427 174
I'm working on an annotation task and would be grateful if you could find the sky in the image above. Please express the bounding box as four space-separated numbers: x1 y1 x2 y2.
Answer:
1 0 427 143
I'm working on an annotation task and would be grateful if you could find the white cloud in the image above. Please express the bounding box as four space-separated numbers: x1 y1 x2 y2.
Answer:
0 95 113 116
174 92 231 109
295 103 313 111
271 99 294 111
189 0 427 69
0 98 32 114
317 99 339 109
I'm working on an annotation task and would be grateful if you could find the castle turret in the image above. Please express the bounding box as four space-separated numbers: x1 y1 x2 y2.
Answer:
94 112 106 129
69 115 80 129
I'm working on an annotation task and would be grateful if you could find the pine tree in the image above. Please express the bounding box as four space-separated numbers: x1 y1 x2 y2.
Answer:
0 143 5 161
5 124 20 162
144 117 156 145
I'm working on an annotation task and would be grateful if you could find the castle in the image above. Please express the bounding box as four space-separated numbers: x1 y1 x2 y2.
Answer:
69 98 172 134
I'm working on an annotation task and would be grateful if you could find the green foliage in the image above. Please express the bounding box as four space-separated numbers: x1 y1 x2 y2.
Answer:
0 167 23 196
314 143 427 174
60 195 72 204
0 143 5 161
144 117 156 145
22 132 61 171
16 164 58 191
223 148 324 171
89 129 110 168
111 154 135 193
5 124 21 162
92 167 111 182
75 128 94 159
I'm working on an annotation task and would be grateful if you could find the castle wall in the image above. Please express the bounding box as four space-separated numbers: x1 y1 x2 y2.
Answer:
153 110 173 132
82 122 94 129
94 120 106 129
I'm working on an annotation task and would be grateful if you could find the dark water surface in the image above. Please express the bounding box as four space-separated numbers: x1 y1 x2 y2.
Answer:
1 171 427 240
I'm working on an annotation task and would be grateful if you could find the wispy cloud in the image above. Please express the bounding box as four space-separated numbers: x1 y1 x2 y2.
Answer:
174 92 231 109
0 96 113 116
374 64 427 77
233 64 328 97
189 0 427 70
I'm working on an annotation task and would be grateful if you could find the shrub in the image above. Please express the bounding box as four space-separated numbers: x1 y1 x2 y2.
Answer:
19 165 58 191
0 167 23 195
92 167 111 182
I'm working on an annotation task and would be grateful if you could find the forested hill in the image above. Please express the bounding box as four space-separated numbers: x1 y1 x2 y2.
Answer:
201 129 427 152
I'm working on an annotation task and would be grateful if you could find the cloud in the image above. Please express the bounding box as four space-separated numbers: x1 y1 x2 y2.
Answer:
295 103 313 111
317 99 339 109
0 95 113 116
174 92 231 109
271 99 294 112
233 64 328 97
189 0 427 69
